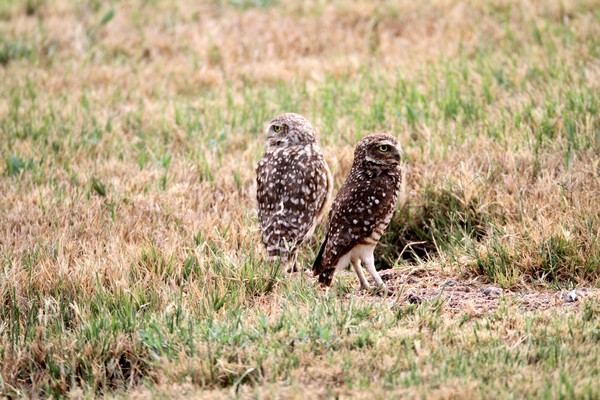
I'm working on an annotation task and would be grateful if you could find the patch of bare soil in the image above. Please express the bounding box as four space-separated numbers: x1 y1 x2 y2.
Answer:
359 267 599 314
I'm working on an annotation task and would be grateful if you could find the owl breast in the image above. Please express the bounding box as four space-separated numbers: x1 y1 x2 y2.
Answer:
357 175 400 246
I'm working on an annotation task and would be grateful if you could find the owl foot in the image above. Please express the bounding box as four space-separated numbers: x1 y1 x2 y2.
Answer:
358 283 371 292
361 285 394 297
286 264 298 274
378 285 395 297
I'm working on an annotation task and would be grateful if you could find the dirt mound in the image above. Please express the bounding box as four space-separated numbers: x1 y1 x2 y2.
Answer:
346 267 599 314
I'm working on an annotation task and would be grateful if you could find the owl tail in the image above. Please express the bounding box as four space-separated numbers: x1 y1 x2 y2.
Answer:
318 270 334 286
266 250 289 263
266 237 296 264
312 234 326 270
312 233 333 287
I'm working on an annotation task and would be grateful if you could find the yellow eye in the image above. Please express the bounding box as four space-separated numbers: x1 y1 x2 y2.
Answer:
378 145 389 152
273 125 282 133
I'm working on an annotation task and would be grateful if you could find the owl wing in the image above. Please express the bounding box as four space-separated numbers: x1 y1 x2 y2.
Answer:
256 149 329 255
313 176 397 274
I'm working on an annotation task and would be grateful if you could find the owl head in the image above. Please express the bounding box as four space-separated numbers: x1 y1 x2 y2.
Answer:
354 133 402 170
265 113 316 147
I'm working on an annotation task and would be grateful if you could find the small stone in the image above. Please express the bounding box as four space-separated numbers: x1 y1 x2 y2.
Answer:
408 294 422 304
483 286 503 298
565 290 578 303
443 279 457 287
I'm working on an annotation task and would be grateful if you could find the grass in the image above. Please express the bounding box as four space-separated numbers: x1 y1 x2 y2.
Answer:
0 0 599 398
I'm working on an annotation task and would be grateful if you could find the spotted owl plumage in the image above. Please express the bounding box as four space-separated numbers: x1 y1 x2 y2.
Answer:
313 134 402 293
256 113 332 266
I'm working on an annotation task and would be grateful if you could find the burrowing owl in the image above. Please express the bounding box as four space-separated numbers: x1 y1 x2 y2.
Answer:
313 134 402 294
256 113 332 269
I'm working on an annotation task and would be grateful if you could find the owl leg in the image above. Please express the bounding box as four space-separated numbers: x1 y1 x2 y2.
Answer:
350 258 371 291
286 251 300 273
362 253 393 296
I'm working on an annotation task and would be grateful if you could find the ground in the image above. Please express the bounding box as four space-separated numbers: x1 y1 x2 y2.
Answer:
0 0 599 398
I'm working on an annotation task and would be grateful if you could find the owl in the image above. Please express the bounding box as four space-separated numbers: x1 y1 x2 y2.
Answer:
256 113 333 270
312 134 402 294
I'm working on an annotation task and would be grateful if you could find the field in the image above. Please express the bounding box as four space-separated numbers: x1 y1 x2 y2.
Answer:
1 0 599 398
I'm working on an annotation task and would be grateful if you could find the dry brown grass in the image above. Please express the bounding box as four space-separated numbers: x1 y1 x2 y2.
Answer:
0 0 599 398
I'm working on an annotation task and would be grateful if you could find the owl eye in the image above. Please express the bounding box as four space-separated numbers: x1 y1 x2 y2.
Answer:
273 125 282 133
378 145 389 152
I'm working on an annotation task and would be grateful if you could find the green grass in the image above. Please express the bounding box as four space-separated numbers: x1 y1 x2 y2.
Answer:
0 0 599 398
2 278 598 397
